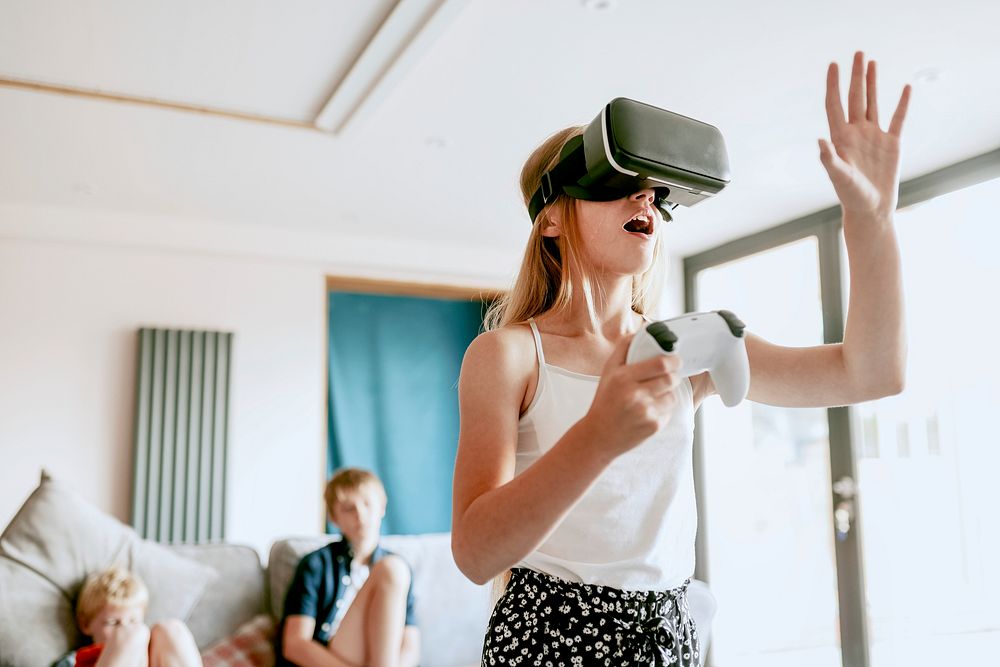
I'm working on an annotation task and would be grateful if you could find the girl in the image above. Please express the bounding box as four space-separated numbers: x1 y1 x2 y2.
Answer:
451 52 911 666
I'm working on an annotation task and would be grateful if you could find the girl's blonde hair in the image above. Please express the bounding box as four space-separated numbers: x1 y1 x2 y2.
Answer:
483 126 666 332
76 567 149 629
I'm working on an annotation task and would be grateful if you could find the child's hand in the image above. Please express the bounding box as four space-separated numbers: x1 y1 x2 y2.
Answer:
95 620 150 647
584 334 681 458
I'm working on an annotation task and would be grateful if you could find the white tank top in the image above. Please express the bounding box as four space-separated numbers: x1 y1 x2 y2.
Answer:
514 319 697 591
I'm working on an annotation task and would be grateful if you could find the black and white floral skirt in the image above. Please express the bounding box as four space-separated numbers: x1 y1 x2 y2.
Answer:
482 568 700 666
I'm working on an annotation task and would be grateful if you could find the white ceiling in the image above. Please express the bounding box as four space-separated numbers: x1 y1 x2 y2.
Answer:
1 0 998 280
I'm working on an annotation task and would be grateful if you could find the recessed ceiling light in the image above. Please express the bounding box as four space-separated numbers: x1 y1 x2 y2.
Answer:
913 67 945 84
581 0 617 11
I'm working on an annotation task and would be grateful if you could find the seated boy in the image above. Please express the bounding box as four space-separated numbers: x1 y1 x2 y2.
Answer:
278 468 420 667
53 567 202 667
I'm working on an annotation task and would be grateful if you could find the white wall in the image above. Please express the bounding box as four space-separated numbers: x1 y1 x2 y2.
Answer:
0 235 331 558
0 202 686 558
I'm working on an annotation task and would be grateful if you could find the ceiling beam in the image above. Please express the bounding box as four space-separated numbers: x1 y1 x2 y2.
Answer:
313 0 471 134
0 0 471 135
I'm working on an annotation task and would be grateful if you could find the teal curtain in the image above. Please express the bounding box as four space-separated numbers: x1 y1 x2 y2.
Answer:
327 292 484 535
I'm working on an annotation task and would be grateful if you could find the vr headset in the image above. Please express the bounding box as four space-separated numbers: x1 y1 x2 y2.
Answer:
528 97 731 223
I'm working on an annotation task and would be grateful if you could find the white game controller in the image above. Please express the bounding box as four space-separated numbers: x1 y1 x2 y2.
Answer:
626 310 750 407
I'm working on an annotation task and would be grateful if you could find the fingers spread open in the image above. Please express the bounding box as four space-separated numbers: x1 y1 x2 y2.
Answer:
818 137 850 181
888 84 912 137
847 51 866 123
825 62 846 137
866 60 880 126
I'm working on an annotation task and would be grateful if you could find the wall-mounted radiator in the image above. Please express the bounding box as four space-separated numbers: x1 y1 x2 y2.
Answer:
131 328 233 543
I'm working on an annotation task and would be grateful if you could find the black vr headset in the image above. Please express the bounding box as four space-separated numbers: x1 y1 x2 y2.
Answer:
528 97 731 223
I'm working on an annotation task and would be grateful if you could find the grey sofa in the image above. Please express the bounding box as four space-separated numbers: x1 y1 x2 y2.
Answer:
180 535 717 667
173 533 498 667
0 473 716 667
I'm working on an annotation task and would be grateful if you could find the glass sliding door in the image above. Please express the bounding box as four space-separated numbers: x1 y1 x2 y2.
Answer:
692 237 844 667
684 151 1000 667
854 177 1000 666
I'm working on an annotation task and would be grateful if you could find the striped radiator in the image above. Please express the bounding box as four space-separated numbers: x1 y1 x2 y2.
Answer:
131 328 233 543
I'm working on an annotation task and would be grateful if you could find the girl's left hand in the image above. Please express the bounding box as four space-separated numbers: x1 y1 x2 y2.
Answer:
820 51 912 220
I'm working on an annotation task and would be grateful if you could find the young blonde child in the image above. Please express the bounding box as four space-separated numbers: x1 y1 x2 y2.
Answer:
451 52 911 665
53 567 202 667
278 468 420 667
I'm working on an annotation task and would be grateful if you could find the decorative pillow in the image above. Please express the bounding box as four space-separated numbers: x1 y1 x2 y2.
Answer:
0 554 81 667
200 615 276 667
267 536 339 619
0 470 218 627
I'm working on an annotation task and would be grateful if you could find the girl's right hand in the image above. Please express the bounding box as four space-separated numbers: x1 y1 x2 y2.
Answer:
583 333 681 459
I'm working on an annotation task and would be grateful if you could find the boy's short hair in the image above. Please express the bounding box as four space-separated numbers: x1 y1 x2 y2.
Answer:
76 567 149 629
324 468 387 515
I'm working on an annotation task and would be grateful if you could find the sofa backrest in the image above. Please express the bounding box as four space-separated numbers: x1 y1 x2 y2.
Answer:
269 533 491 667
169 542 268 648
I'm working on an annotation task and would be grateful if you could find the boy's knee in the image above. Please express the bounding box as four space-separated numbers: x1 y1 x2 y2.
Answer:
372 555 410 588
150 618 194 645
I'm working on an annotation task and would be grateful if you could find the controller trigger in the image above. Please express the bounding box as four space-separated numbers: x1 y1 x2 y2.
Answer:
716 309 746 337
645 322 678 352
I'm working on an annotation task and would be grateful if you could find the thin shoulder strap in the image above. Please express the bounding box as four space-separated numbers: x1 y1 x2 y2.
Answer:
527 318 547 366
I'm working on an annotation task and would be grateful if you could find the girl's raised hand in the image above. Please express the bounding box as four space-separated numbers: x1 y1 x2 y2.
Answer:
819 51 912 220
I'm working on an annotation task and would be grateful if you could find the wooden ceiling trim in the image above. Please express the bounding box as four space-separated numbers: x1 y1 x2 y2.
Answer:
0 75 319 132
325 274 502 302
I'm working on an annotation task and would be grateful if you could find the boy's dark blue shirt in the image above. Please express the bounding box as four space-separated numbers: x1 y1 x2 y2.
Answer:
275 539 417 666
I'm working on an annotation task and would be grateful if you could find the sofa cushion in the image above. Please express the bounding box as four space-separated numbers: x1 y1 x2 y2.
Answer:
381 533 492 667
171 543 267 649
267 535 331 622
268 533 491 667
0 554 81 667
0 471 217 635
200 614 276 667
